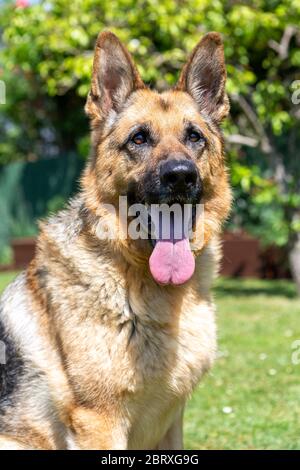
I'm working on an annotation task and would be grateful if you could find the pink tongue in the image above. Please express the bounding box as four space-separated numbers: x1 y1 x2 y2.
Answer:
149 237 195 286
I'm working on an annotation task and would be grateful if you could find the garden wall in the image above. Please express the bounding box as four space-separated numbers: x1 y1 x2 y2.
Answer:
0 158 290 279
3 232 290 279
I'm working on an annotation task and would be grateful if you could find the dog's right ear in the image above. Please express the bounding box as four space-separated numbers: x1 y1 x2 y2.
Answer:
176 32 229 123
85 31 145 122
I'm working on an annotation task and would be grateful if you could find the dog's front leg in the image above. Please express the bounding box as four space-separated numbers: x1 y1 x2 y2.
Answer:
0 435 38 450
156 406 184 450
69 406 114 450
69 406 126 450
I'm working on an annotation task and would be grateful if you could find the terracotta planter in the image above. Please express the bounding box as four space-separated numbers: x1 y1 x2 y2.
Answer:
260 245 291 279
221 232 261 278
0 263 16 272
6 233 289 279
11 237 37 269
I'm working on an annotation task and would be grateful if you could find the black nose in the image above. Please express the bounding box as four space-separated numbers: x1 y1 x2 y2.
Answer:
160 160 198 190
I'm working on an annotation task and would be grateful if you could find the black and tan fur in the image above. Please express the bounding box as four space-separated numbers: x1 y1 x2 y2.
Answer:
0 31 231 449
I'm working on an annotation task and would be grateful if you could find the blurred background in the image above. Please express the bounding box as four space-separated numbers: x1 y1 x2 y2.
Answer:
0 0 300 449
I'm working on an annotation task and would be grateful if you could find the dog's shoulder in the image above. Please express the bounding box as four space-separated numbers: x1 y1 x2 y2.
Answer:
0 272 74 446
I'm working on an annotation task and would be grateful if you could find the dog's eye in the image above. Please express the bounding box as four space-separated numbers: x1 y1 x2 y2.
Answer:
187 130 202 143
132 131 147 145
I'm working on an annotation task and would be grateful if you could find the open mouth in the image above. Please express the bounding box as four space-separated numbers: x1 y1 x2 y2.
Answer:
128 175 202 286
144 203 197 286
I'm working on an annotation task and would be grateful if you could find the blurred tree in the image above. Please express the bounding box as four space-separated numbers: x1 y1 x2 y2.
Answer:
0 0 299 291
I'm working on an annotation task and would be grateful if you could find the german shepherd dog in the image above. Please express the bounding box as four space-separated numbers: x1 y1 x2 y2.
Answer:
0 31 231 449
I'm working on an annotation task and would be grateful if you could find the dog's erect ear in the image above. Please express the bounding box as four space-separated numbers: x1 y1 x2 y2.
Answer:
85 31 145 121
176 32 229 123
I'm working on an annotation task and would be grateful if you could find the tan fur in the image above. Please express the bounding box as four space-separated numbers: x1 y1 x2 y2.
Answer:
0 31 231 449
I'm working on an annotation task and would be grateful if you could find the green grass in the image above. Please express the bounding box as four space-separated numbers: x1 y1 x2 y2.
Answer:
185 278 300 450
0 271 20 293
0 273 299 449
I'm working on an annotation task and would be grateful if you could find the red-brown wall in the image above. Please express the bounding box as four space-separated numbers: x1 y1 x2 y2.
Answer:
0 233 291 279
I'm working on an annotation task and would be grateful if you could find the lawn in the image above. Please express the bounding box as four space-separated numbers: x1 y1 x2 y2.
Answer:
185 278 300 450
0 272 20 293
0 273 299 449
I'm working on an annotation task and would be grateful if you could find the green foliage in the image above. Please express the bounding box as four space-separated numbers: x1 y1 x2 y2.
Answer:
229 157 292 246
46 194 67 214
0 154 84 261
0 0 299 248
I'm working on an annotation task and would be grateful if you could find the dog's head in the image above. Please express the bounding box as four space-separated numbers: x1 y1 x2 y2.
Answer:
82 31 232 285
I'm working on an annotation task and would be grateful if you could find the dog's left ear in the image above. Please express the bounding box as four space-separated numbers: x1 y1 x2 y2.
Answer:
176 32 229 123
85 31 145 121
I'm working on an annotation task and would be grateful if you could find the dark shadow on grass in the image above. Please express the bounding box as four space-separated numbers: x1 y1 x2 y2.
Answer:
215 278 298 299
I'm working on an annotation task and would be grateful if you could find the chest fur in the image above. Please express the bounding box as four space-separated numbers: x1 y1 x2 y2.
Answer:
55 265 217 406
